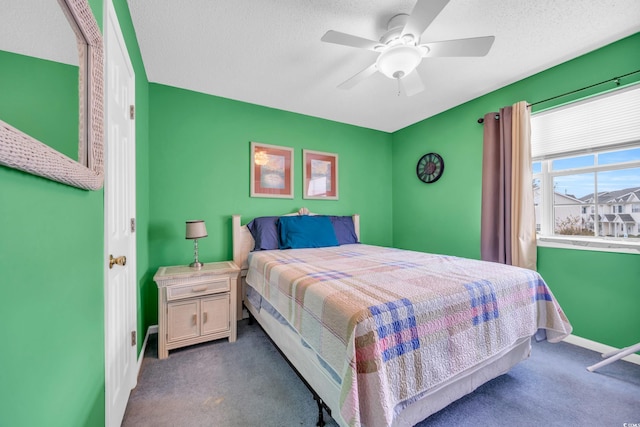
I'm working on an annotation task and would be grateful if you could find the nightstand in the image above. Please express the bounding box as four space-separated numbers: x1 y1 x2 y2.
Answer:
154 261 240 359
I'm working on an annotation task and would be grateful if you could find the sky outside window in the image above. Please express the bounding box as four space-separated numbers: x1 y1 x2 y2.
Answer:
599 147 640 165
546 148 640 198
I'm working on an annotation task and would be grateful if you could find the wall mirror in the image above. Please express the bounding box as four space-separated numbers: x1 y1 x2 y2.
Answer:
0 0 104 190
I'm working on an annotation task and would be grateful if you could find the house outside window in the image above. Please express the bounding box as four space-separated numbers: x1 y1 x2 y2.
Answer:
531 84 640 249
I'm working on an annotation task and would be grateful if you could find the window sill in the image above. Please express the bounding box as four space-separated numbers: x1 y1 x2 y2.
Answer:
537 235 640 254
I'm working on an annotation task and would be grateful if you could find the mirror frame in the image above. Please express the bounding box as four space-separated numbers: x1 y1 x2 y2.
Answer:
0 0 104 190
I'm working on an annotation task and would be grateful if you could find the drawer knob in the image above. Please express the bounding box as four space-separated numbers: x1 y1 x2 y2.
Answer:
191 285 208 292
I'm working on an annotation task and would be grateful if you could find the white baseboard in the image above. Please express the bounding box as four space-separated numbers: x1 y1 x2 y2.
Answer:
563 334 640 366
136 324 159 374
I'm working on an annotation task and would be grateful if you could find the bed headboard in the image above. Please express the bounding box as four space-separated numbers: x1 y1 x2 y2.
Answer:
232 207 360 272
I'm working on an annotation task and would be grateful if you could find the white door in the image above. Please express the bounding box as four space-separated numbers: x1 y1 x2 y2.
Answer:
104 2 137 426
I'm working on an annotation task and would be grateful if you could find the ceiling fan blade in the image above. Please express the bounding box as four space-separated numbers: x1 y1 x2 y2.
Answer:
402 0 450 40
337 63 378 90
423 36 495 57
400 71 425 97
321 30 382 51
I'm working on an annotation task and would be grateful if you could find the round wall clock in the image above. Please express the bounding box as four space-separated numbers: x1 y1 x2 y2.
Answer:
416 152 444 183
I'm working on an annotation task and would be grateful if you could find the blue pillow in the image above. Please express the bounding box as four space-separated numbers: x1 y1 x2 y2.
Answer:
278 216 339 249
246 216 279 251
328 216 359 245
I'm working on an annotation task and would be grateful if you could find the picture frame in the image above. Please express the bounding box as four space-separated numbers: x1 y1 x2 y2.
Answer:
303 149 338 200
250 142 294 198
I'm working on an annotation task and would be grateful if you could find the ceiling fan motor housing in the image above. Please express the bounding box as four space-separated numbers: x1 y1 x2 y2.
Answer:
380 14 413 46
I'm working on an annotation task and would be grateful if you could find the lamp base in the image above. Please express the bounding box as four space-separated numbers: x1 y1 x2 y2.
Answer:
189 261 204 269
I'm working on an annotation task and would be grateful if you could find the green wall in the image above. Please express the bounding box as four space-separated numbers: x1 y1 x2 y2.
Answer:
392 32 640 349
146 84 393 322
0 50 79 159
0 173 105 427
0 1 106 424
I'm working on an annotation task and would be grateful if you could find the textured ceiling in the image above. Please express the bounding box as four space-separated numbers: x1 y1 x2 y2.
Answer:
0 0 78 66
2 1 639 133
126 0 640 132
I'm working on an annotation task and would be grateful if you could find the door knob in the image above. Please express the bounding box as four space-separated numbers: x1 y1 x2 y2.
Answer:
109 255 127 269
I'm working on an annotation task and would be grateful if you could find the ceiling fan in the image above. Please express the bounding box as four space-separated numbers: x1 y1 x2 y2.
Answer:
321 0 495 96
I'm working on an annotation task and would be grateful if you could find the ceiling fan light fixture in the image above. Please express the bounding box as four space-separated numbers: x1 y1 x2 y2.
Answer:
375 44 422 80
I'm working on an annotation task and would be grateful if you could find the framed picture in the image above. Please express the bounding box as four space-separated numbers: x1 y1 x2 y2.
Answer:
303 149 338 200
250 142 294 198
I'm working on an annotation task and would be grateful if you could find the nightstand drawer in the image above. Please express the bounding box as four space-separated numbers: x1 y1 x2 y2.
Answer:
167 277 230 301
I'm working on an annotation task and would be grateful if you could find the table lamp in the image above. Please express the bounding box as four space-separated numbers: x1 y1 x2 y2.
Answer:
186 220 208 269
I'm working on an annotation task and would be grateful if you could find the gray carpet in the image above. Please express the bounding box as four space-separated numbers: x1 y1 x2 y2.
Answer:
122 320 640 427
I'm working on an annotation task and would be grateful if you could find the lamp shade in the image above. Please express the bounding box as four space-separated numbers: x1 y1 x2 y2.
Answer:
375 45 422 79
185 220 208 239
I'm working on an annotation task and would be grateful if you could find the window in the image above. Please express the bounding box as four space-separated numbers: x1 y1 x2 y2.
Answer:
531 84 640 249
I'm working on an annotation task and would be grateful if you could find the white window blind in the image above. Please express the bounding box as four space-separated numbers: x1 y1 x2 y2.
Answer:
531 84 640 160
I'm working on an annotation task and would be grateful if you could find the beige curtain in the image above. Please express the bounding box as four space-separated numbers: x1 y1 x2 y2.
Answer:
511 102 537 269
481 101 537 270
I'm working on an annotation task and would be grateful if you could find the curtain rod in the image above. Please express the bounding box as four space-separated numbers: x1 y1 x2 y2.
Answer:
476 69 640 123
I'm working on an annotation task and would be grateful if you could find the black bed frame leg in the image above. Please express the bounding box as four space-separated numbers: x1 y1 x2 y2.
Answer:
314 396 325 427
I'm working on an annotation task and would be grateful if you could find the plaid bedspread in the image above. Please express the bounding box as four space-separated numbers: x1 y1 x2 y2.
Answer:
246 244 572 427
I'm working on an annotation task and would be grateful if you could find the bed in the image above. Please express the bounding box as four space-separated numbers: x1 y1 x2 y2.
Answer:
232 209 572 427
